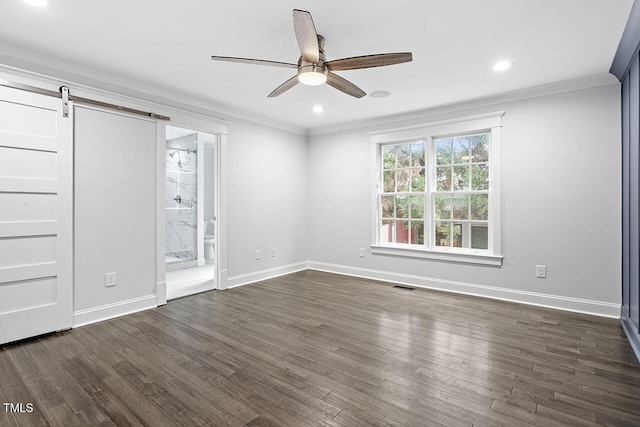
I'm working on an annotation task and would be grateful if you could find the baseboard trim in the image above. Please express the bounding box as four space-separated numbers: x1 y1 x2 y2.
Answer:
226 262 309 289
307 261 621 318
620 310 640 363
73 295 157 328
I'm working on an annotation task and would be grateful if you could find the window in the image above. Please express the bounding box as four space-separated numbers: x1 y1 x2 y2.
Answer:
371 113 503 265
434 133 489 250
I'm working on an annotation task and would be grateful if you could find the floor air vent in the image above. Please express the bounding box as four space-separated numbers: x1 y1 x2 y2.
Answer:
393 285 416 291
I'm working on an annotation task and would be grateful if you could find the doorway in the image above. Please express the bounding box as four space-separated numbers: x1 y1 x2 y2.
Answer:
165 125 217 299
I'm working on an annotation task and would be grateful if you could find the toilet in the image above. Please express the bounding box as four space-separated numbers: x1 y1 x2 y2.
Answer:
203 220 215 260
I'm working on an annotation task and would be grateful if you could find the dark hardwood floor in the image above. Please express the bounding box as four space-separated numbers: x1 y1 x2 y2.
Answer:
1 270 639 426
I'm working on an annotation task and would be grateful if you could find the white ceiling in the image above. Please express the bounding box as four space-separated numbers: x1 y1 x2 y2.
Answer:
0 0 633 131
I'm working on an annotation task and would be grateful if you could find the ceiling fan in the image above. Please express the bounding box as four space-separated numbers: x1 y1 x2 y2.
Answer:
211 9 412 98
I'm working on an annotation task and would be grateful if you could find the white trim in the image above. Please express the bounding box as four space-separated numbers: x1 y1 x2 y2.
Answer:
369 111 504 141
307 261 621 318
219 269 229 290
155 122 167 306
216 134 228 290
156 281 167 306
196 134 205 267
370 245 503 266
73 295 157 328
226 262 309 289
489 126 502 255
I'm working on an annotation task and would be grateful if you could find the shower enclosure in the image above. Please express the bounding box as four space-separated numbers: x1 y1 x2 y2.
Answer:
166 133 198 265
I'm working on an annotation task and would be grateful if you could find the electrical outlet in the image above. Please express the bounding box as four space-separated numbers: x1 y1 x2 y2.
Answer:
105 272 117 287
359 248 365 258
271 248 276 257
255 250 261 260
536 265 547 279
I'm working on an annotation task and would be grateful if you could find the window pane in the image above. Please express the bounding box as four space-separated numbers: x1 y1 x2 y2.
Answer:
436 139 452 165
436 166 451 191
435 194 451 220
397 169 411 192
453 165 469 190
411 143 425 167
471 134 489 162
453 137 470 164
471 164 489 190
435 221 451 247
397 195 409 218
383 170 396 192
410 221 424 244
470 194 488 220
396 221 409 243
381 219 394 243
383 145 396 169
397 144 411 168
471 224 488 249
452 223 463 247
381 195 395 218
452 195 469 220
410 168 425 192
410 195 424 219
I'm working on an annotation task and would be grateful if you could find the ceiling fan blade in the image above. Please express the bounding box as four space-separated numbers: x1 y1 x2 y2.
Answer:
268 75 299 97
211 56 297 69
293 9 319 63
326 72 366 98
326 52 413 71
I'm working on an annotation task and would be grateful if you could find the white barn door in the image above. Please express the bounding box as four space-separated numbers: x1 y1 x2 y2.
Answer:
0 86 73 345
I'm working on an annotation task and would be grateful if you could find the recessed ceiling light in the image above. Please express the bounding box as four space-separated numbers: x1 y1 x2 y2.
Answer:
312 105 324 113
23 0 49 6
493 60 513 72
370 90 391 98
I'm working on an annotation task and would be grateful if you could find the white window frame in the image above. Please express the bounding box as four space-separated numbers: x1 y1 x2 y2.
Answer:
370 112 504 266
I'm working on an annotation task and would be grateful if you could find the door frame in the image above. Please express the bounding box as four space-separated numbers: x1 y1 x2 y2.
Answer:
156 118 228 305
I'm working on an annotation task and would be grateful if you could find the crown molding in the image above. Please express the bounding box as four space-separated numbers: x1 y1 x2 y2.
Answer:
307 73 618 136
610 0 640 80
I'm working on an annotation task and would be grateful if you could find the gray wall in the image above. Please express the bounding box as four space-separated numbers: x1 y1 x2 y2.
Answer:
308 84 621 311
74 106 157 312
226 118 309 278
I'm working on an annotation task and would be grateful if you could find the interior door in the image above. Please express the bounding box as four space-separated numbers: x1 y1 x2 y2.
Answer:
0 85 73 345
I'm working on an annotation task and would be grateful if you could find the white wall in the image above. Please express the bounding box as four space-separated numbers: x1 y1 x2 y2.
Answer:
308 84 621 316
225 118 309 285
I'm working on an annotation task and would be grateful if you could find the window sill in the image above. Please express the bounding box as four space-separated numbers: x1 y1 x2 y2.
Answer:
370 245 503 266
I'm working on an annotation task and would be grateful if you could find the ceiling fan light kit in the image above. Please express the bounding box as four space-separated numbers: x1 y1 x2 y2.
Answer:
298 64 327 86
211 9 412 98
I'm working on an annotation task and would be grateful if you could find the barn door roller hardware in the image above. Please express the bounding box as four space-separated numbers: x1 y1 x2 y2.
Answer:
0 80 170 120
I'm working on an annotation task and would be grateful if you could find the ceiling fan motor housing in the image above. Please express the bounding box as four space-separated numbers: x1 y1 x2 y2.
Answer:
297 35 328 85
